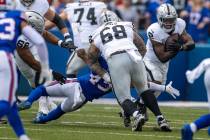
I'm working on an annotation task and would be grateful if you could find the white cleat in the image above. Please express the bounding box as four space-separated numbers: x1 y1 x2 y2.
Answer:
185 70 195 84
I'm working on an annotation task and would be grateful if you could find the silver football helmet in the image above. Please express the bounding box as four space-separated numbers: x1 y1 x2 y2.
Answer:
20 0 34 7
157 3 178 33
98 10 120 26
0 0 17 10
25 11 45 34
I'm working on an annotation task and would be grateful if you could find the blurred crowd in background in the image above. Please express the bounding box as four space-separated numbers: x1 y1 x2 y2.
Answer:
47 0 210 44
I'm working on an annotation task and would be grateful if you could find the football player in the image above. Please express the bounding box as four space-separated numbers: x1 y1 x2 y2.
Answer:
87 10 172 131
15 0 77 116
182 58 210 140
14 11 74 116
45 0 107 78
144 3 194 98
0 0 51 139
141 3 195 121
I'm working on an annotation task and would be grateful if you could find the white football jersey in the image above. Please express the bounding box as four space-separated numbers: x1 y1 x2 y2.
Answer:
16 0 49 16
64 1 106 47
91 21 137 60
144 18 186 63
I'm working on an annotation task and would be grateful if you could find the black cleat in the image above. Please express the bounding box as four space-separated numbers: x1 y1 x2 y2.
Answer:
157 117 172 132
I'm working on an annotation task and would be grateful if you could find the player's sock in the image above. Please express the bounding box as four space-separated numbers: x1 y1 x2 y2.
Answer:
6 103 25 137
0 101 10 118
121 99 138 117
141 90 162 116
27 85 48 104
192 114 210 132
39 105 65 123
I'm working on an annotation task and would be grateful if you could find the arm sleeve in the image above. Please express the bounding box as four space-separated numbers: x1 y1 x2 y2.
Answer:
22 25 49 69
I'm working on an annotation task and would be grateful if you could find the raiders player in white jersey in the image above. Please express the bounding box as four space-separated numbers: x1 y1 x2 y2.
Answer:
45 0 107 78
143 3 195 98
87 10 172 132
14 11 72 116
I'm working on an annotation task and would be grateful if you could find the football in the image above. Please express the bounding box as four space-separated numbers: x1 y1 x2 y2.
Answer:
164 33 182 52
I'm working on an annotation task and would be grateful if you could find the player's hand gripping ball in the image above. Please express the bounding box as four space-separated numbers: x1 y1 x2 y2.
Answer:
165 33 182 52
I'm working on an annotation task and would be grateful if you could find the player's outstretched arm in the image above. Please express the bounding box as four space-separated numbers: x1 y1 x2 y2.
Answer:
133 31 146 57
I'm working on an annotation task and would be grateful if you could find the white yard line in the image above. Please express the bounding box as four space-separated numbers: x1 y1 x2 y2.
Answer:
0 127 208 140
0 138 16 140
19 111 206 125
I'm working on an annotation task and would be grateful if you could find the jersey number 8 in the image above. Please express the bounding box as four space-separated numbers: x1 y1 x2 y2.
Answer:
100 25 127 45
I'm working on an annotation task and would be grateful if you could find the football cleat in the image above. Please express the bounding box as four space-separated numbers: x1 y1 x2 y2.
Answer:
17 101 32 111
181 124 193 140
33 112 47 124
208 127 210 136
132 113 145 131
157 116 172 132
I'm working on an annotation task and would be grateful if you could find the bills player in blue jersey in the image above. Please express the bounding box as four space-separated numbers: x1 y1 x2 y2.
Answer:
0 0 52 139
18 55 112 124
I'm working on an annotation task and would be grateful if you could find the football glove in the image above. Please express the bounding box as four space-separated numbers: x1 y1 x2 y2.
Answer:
165 81 180 99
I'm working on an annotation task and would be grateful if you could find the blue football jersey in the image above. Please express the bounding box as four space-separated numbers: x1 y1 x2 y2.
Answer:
0 10 25 53
78 56 112 101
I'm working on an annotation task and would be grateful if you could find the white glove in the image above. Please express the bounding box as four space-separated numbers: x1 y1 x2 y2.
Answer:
165 81 180 99
102 72 111 83
39 68 53 86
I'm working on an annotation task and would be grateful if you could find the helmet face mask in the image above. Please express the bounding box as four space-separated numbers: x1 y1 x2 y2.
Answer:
25 11 45 34
20 0 34 7
157 4 177 33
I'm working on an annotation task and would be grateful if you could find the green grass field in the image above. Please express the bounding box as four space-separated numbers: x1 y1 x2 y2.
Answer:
1 103 210 140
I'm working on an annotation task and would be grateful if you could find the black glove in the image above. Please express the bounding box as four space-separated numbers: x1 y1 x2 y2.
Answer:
58 40 77 50
52 71 66 85
64 34 77 51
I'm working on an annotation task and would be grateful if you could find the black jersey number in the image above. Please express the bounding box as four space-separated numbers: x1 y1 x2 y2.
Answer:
74 8 97 25
100 25 127 45
17 40 30 48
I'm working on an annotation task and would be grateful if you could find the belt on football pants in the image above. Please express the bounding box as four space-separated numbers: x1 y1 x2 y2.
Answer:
110 50 127 56
110 50 139 57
